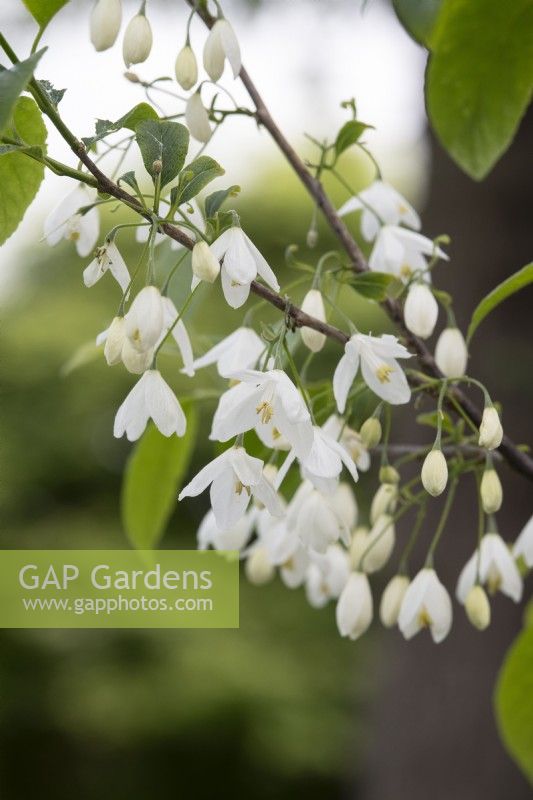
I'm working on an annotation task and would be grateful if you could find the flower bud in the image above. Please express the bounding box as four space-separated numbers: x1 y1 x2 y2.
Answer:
480 468 503 514
306 226 318 248
362 514 395 573
152 159 162 175
435 327 468 378
192 240 220 283
300 289 327 352
349 526 369 569
370 483 398 524
333 482 358 531
185 91 212 143
123 12 152 67
360 417 382 448
379 574 409 628
203 18 241 82
175 44 198 90
478 405 503 450
465 585 491 630
90 0 122 52
104 316 126 365
421 449 448 497
404 282 438 339
379 465 400 485
336 572 373 640
245 547 275 585
124 285 165 352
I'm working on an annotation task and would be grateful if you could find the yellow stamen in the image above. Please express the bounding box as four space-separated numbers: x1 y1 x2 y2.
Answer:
256 401 274 424
418 607 432 628
234 481 251 497
376 364 394 384
399 264 412 279
272 427 281 440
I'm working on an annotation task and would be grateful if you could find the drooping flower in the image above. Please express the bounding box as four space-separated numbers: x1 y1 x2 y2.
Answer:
369 225 448 282
185 91 212 143
335 572 373 640
253 509 309 588
513 514 533 567
122 11 152 66
369 482 398 524
320 415 370 473
404 282 438 339
245 547 275 585
464 585 491 630
44 185 99 257
101 316 126 366
175 44 198 90
379 574 409 627
197 508 256 551
160 296 195 377
209 225 280 309
434 327 468 378
298 423 358 492
178 446 283 530
359 514 395 573
480 468 503 514
333 333 412 410
338 180 420 241
305 545 351 608
286 480 351 554
188 327 265 378
421 449 448 497
203 18 241 81
478 405 503 450
113 369 186 441
90 0 122 52
359 416 382 448
191 240 220 284
83 240 130 292
124 286 165 353
398 568 453 644
456 533 522 603
300 289 327 352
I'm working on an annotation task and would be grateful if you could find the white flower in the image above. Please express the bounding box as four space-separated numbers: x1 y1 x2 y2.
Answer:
336 572 373 640
160 296 195 377
90 0 122 51
338 180 420 241
300 289 327 352
421 449 448 497
122 12 152 66
210 368 313 459
124 286 165 352
83 240 130 292
287 480 351 554
192 240 220 284
513 514 533 567
321 414 371 472
398 568 452 643
480 468 502 514
113 369 186 441
331 482 358 531
210 225 280 309
359 416 382 448
120 339 154 374
102 316 126 365
185 91 212 143
305 545 351 608
380 574 409 627
254 510 309 588
178 446 283 530
370 482 398 524
404 282 438 339
188 327 264 378
478 405 503 450
299 423 358 492
197 508 255 551
245 547 275 585
435 327 468 378
203 18 241 81
349 526 369 568
44 185 99 257
369 225 448 282
360 514 395 573
464 585 491 630
333 333 412 411
457 533 522 603
175 44 198 90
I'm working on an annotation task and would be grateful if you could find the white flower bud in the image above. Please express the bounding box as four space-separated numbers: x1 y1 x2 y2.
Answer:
370 483 398 524
123 12 152 67
175 44 198 90
335 572 373 640
465 585 491 630
480 468 503 514
245 547 275 585
300 289 327 352
349 526 369 569
360 417 382 448
421 449 448 497
104 316 126 365
121 339 154 374
192 240 220 283
203 18 241 82
124 285 165 352
435 327 468 378
185 91 212 143
90 0 122 52
379 574 409 628
332 482 358 531
363 514 395 573
478 405 503 450
404 282 438 339
379 465 400 485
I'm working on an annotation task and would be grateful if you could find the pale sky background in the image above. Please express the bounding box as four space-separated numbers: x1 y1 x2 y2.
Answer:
0 0 429 293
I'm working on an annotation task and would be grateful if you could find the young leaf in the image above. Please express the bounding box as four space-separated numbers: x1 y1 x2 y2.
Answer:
392 0 442 47
37 79 66 107
426 0 533 180
204 185 240 218
22 0 68 28
0 96 47 246
82 103 158 147
176 156 225 205
349 271 395 301
467 263 533 343
0 48 45 133
136 119 190 188
121 406 198 550
335 120 373 157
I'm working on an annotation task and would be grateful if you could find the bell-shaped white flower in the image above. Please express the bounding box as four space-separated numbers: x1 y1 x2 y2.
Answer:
185 91 212 143
122 11 152 66
245 546 275 585
331 482 358 531
349 526 369 568
513 514 533 567
101 316 126 365
203 18 241 81
121 338 154 374
421 449 448 497
478 405 503 450
380 574 409 627
404 282 438 339
360 514 395 573
398 568 452 644
113 369 186 441
457 533 522 603
90 0 122 51
305 545 351 608
44 185 99 257
175 44 198 90
83 240 130 293
124 286 165 352
300 289 327 352
254 509 309 588
287 480 351 554
299 424 358 492
188 327 264 378
336 572 373 640
178 446 283 530
210 368 313 459
370 482 398 524
197 508 255 551
192 240 220 284
435 327 468 378
480 468 502 514
321 415 370 473
333 333 412 411
369 225 448 282
339 180 420 241
464 585 491 630
210 225 280 309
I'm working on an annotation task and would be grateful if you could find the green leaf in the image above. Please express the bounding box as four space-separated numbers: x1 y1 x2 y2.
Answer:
349 271 395 301
176 156 225 205
136 119 189 188
22 0 68 28
204 185 240 218
494 625 533 785
0 96 47 246
0 48 45 133
416 410 455 434
81 103 158 147
335 120 373 157
121 408 198 550
426 0 533 179
467 263 533 343
393 0 442 47
37 78 65 107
